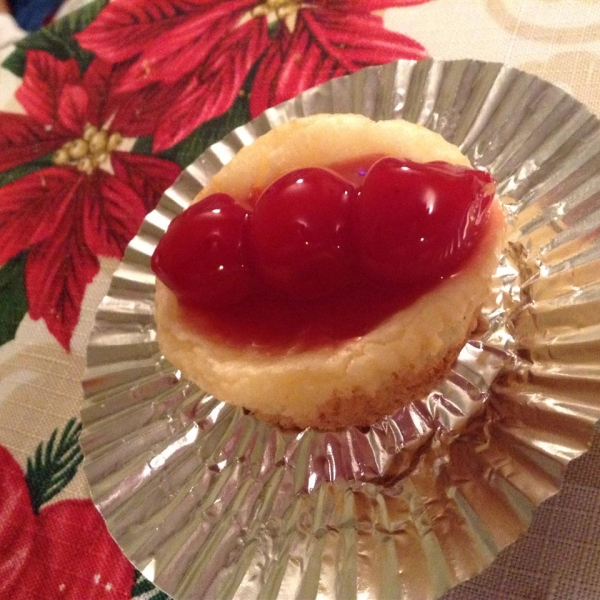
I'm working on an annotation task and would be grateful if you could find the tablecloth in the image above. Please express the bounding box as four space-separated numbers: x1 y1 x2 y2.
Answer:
0 1 599 598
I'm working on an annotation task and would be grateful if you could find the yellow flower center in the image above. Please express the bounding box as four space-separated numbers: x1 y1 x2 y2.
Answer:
53 124 122 174
251 0 300 27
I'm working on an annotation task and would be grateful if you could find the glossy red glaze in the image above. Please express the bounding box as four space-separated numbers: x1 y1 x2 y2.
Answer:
352 157 495 286
181 279 435 352
153 157 496 351
250 167 354 298
151 193 252 307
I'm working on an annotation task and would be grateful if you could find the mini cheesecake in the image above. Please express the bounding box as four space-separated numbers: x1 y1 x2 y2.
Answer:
153 114 505 430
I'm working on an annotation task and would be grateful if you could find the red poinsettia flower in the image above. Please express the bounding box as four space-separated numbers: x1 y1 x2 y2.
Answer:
0 445 134 599
77 0 430 151
248 1 429 116
0 50 180 350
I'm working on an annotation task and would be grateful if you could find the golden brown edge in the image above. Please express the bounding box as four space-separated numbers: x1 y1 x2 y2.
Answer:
251 337 469 431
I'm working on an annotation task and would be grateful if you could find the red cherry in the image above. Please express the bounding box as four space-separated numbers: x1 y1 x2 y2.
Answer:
250 168 354 298
151 193 252 307
351 157 495 286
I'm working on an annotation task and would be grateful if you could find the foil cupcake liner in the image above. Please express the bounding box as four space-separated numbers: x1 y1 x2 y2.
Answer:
80 59 600 599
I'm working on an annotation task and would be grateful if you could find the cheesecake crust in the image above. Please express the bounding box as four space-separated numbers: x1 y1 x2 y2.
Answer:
252 338 468 430
154 114 505 431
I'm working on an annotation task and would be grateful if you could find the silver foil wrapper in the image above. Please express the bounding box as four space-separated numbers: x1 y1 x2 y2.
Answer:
80 59 600 599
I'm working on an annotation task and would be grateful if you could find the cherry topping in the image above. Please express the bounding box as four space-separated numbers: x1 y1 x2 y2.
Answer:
250 168 354 299
152 157 497 347
351 157 495 286
151 193 252 307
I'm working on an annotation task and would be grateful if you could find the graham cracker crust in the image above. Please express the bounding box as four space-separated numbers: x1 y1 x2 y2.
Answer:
252 340 465 431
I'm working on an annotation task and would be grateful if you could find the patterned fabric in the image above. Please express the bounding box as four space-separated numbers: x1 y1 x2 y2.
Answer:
0 1 428 596
0 1 599 598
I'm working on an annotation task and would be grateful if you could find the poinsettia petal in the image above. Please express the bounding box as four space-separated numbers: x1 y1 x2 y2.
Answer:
120 15 219 90
77 0 254 72
57 84 88 134
280 24 335 91
120 6 256 91
28 500 134 599
0 166 81 266
151 75 217 152
86 151 179 255
108 79 175 138
82 59 170 138
76 0 185 62
0 113 68 171
82 165 161 258
153 16 268 151
111 151 180 213
26 187 99 351
305 10 427 64
252 22 331 116
0 446 36 598
249 27 289 118
16 50 81 132
80 58 116 129
252 8 427 117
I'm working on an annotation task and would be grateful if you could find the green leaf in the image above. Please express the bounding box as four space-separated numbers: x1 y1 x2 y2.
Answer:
0 156 54 188
2 0 108 77
130 136 153 157
268 20 282 38
131 570 171 600
46 0 108 38
2 49 25 78
25 418 83 514
0 252 29 346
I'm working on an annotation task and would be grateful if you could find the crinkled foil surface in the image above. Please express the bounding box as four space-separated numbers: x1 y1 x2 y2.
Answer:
81 59 600 600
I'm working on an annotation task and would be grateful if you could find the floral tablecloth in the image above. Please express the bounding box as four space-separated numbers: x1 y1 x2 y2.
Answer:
1 1 600 598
